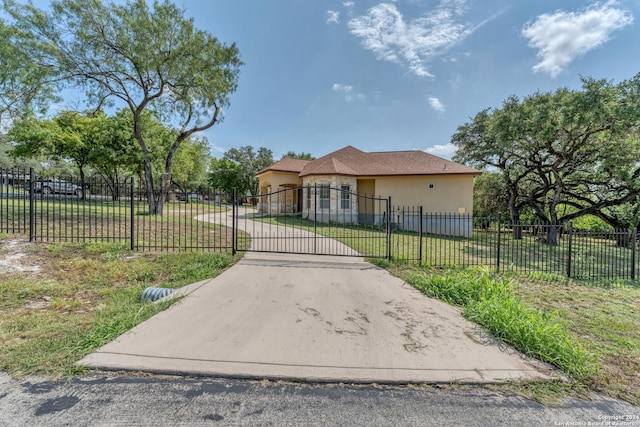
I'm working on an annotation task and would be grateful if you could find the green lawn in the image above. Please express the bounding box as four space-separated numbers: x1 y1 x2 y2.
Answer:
1 195 241 251
253 215 637 281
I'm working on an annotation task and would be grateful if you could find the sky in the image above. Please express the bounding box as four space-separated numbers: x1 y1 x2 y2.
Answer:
23 0 640 160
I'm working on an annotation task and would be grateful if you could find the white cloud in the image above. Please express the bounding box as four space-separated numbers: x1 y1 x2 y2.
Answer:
332 83 365 102
327 10 340 24
428 97 446 112
425 143 457 158
343 1 354 7
522 1 633 78
348 1 476 77
332 83 353 93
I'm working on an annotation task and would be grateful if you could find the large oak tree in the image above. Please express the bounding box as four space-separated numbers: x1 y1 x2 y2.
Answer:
453 75 640 244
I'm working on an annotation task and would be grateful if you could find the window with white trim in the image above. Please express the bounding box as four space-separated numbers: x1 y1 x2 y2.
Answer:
319 185 330 209
340 185 350 209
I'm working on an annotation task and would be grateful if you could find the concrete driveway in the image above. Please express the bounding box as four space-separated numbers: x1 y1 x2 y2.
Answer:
79 249 552 383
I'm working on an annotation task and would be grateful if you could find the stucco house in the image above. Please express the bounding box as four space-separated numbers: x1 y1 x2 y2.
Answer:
255 146 481 236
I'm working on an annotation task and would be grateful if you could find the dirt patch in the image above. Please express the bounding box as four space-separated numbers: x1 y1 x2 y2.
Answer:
0 239 41 274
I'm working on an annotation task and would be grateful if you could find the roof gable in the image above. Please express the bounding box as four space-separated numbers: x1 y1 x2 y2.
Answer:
256 157 311 175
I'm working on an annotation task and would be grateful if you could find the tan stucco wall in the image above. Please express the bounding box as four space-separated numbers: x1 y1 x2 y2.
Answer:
257 171 302 191
256 171 303 214
372 175 474 214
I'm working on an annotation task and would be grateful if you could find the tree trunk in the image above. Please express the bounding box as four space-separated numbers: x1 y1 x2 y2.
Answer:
507 187 522 240
143 157 158 214
509 209 522 239
158 173 171 213
616 232 631 248
78 165 86 201
546 225 559 246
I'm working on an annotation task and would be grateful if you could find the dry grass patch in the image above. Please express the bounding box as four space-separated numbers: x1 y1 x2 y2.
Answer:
0 236 239 378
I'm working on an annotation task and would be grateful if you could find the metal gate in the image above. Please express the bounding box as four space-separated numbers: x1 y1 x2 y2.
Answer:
234 185 391 258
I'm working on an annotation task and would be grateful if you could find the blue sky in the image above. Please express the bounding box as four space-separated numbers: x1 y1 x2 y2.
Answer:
184 0 640 160
26 0 640 160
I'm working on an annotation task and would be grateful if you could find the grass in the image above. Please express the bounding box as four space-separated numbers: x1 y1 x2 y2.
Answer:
2 203 638 405
374 260 640 405
0 237 239 378
403 267 597 380
256 215 638 281
1 194 240 251
508 272 640 404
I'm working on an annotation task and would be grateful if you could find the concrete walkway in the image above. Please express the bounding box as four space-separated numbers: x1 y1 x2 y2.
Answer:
199 206 363 255
79 250 553 383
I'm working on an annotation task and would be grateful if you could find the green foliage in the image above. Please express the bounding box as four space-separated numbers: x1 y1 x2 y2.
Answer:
453 75 640 237
172 137 211 189
7 107 211 198
571 215 612 232
406 268 598 380
473 171 509 218
0 17 57 130
4 0 242 214
209 157 244 194
224 146 274 196
283 151 315 160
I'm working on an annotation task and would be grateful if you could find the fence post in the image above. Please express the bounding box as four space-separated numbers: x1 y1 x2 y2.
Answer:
29 167 35 242
567 221 573 278
232 187 236 255
130 178 135 251
496 215 501 273
632 227 637 280
386 197 392 260
418 205 423 264
313 184 317 254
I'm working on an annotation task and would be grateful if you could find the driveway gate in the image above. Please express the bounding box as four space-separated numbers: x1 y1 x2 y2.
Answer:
234 185 391 258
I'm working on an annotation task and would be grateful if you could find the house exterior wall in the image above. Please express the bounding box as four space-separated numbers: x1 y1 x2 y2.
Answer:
373 175 475 237
373 174 474 214
356 179 376 225
256 170 302 190
301 175 358 223
256 171 476 237
256 170 302 214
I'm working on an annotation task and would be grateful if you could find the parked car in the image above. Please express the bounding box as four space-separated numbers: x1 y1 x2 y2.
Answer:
31 179 83 197
178 193 201 202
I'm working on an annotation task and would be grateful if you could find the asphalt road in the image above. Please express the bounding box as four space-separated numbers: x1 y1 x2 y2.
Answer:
1 373 638 426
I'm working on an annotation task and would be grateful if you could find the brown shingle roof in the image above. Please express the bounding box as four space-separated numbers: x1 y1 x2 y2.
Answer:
298 146 480 177
256 157 311 175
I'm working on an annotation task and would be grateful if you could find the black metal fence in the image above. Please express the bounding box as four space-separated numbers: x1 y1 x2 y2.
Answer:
0 168 236 252
243 185 390 257
1 169 638 281
389 213 638 280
